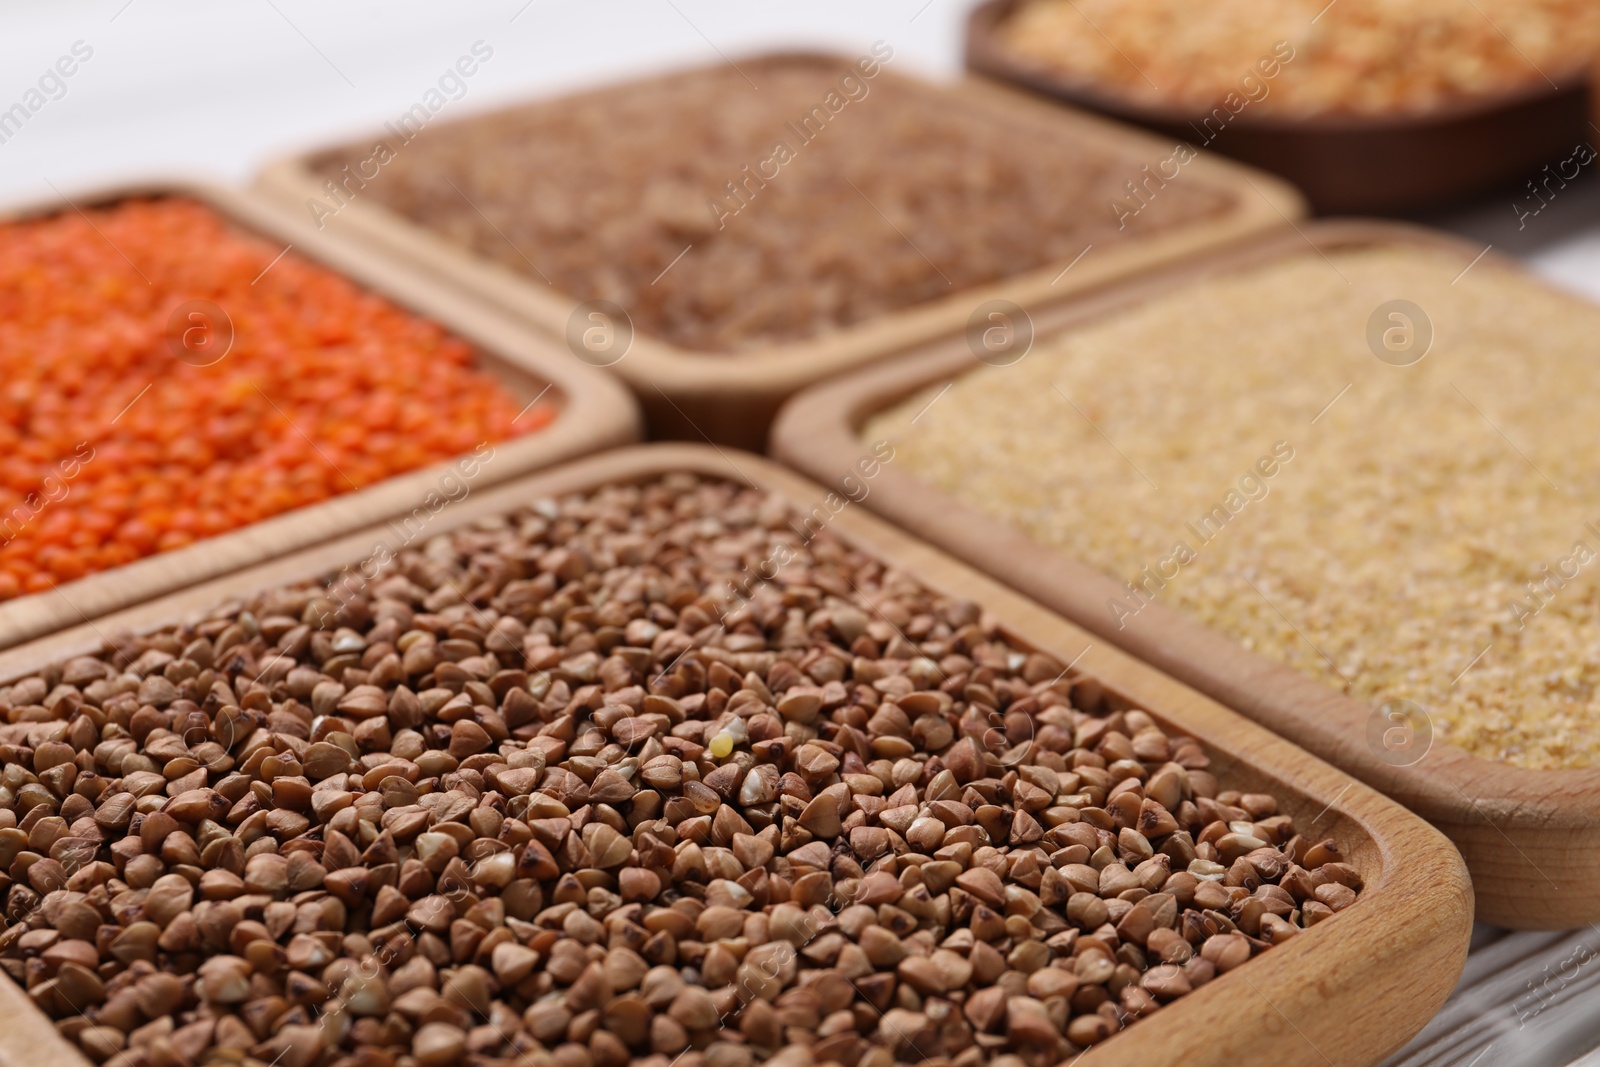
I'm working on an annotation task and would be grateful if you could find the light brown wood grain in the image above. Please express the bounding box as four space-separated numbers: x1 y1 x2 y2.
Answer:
0 444 1471 1067
0 963 94 1067
772 220 1600 929
0 181 641 654
253 57 1306 450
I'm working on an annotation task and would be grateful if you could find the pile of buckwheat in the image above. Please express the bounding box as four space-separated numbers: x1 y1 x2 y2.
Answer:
870 245 1600 770
0 474 1355 1066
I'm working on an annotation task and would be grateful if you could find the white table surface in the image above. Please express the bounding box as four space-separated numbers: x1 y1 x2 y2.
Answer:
3 4 1599 1065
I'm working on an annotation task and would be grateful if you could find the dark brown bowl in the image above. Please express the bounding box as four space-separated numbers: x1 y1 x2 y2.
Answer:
965 0 1594 215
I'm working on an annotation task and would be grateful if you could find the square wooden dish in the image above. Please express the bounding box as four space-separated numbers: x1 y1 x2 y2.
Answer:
253 53 1305 450
964 0 1595 215
772 220 1600 929
0 444 1468 1067
0 182 641 654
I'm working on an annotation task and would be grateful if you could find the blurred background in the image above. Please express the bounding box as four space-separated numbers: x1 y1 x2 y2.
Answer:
3 0 1600 296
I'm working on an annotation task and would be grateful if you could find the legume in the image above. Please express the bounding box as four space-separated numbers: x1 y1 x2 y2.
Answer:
0 197 550 602
307 54 1229 353
870 245 1600 770
995 0 1600 116
0 473 1351 1066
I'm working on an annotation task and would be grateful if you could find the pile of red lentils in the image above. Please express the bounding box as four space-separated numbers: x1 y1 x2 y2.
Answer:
0 196 550 601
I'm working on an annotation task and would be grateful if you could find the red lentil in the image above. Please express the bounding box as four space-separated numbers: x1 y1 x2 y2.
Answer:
0 197 552 601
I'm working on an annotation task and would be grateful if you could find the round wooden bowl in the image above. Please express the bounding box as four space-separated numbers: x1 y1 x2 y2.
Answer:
965 0 1595 215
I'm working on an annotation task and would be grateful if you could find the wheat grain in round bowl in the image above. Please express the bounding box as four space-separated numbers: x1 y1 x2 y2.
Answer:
993 0 1600 117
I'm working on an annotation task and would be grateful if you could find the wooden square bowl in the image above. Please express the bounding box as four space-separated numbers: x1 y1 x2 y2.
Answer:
254 54 1305 449
0 445 1468 1067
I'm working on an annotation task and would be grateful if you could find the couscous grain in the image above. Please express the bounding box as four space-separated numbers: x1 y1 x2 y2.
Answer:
870 246 1600 770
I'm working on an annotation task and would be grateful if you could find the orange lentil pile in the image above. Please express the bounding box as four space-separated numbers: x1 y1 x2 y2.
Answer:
0 197 550 601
